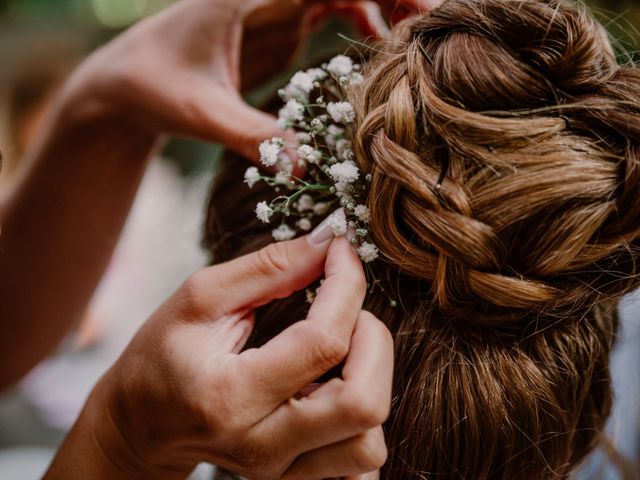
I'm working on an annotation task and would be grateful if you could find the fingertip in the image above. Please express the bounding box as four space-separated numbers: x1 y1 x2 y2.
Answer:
327 234 362 268
358 310 394 350
325 235 367 295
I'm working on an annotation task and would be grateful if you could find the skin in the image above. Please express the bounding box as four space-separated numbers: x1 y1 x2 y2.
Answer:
45 235 395 479
0 0 436 390
0 0 440 477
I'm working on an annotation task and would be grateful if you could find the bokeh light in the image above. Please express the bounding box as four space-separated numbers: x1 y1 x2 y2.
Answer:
92 0 174 28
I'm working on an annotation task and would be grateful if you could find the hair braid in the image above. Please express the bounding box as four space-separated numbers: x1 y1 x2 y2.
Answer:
349 0 640 326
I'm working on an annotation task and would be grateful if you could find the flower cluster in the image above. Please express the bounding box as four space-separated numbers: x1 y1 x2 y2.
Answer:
244 55 382 269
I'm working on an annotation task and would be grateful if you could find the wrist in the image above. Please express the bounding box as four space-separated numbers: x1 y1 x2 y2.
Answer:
54 87 132 138
29 67 160 176
88 369 194 479
50 58 158 144
46 370 191 480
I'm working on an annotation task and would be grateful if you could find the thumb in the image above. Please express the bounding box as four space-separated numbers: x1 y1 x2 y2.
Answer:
194 215 339 319
195 85 299 172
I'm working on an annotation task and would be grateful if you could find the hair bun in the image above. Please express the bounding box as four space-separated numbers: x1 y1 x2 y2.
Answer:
349 0 640 325
414 0 617 106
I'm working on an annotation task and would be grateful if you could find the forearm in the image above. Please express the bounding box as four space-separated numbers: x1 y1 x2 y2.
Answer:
44 387 136 480
0 87 158 389
45 373 190 480
44 364 198 480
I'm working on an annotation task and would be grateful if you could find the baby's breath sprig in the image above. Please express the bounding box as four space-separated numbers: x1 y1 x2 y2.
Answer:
246 55 396 307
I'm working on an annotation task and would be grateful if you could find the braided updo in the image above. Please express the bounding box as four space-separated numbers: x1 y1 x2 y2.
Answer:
205 0 640 477
351 0 640 326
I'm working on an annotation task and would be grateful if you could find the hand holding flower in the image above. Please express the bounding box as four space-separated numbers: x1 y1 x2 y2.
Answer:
46 235 394 479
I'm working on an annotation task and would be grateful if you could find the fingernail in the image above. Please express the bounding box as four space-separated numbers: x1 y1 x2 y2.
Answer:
308 208 344 245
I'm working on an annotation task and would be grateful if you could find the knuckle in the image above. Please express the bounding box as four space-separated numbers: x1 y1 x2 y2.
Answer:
299 322 349 369
178 272 211 317
361 310 394 348
351 429 388 472
338 386 390 429
201 369 247 434
255 242 292 278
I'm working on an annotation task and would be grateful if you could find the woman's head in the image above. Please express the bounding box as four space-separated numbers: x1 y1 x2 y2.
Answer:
352 0 640 326
206 0 640 477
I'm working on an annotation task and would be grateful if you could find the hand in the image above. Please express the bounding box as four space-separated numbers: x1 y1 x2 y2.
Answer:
59 0 439 164
241 0 438 89
45 231 394 479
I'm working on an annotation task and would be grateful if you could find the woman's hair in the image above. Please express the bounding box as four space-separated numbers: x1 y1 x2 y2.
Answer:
205 0 640 477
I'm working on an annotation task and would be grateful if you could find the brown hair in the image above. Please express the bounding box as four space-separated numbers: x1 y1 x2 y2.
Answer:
205 0 640 477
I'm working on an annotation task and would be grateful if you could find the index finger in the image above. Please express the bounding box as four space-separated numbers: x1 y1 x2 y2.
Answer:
237 235 366 412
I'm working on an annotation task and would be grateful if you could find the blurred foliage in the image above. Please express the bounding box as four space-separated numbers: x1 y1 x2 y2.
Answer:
0 0 173 28
588 0 640 61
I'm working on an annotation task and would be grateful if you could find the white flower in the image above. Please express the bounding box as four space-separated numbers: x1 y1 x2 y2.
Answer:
290 71 314 93
279 153 293 173
279 83 305 102
279 71 314 102
325 124 345 147
297 194 314 212
354 204 371 223
296 132 312 145
313 202 330 215
255 201 273 223
334 181 352 197
272 224 296 242
278 99 305 124
336 139 353 160
349 73 364 85
328 124 345 137
298 145 322 164
280 71 315 102
329 160 360 184
259 137 284 167
306 67 328 81
296 218 312 231
327 102 355 124
275 171 292 186
327 209 347 236
310 117 326 134
244 167 261 188
357 242 379 263
305 288 316 304
327 55 354 77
